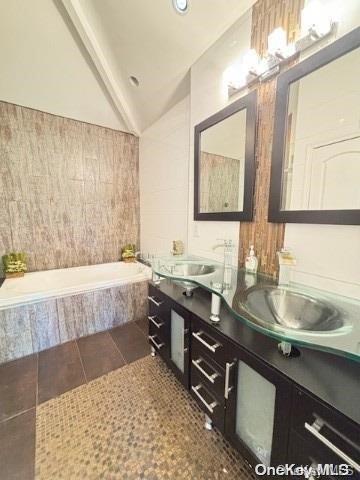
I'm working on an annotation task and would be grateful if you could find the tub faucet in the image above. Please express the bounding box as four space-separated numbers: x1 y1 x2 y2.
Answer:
277 248 296 285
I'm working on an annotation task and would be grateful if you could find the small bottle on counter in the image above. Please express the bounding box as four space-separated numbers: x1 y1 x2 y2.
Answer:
245 245 258 274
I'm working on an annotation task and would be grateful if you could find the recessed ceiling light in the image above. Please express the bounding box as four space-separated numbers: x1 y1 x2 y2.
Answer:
129 76 139 87
172 0 189 14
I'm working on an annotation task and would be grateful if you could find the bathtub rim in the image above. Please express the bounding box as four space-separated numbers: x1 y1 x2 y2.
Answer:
0 262 151 311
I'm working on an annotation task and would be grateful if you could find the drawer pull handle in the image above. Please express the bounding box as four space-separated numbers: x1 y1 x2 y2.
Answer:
148 315 164 329
192 331 220 353
148 296 163 307
224 361 235 399
191 384 218 414
305 420 360 473
192 358 220 384
148 335 164 350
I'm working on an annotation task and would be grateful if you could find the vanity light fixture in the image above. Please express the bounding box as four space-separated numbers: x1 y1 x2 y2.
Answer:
224 62 247 93
296 0 337 51
225 0 338 97
172 0 189 14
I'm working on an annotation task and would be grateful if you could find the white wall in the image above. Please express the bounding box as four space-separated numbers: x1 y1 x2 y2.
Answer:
139 96 190 256
140 0 360 303
187 10 253 265
285 0 360 300
0 0 126 131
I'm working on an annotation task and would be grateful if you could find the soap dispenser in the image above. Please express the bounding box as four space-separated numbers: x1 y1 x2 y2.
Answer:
245 245 258 274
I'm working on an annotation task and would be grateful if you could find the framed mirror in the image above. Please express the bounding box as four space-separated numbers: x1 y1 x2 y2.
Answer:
269 26 360 225
194 91 257 221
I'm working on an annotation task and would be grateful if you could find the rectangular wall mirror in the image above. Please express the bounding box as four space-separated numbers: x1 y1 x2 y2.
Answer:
269 27 360 225
194 91 257 221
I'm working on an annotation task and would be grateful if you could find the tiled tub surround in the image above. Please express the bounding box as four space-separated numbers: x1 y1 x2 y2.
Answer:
0 263 150 364
0 101 140 273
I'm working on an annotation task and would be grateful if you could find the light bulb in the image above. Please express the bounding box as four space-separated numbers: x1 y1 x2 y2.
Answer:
224 63 247 90
243 49 260 73
268 27 287 56
301 0 332 37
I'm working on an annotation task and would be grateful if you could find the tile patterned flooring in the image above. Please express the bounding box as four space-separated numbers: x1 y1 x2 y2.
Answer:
0 318 255 479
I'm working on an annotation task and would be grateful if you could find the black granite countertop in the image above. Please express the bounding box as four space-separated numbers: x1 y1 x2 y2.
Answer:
152 279 360 427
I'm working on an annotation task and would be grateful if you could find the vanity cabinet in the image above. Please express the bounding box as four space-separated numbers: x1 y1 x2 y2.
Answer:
148 284 190 388
191 314 291 463
147 283 360 477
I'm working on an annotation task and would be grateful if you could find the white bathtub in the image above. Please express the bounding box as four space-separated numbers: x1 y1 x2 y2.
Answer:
0 261 151 310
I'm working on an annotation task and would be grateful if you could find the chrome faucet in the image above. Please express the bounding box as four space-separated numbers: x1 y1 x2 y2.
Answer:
212 239 234 268
213 239 234 289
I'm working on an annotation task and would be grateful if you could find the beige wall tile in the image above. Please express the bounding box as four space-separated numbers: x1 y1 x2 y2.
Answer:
0 306 33 363
0 101 140 271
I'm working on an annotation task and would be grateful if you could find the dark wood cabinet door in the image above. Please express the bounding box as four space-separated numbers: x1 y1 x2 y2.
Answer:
224 345 292 469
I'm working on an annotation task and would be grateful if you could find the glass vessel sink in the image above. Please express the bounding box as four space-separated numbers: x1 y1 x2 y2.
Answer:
149 255 359 362
241 286 343 332
158 261 216 294
161 261 215 277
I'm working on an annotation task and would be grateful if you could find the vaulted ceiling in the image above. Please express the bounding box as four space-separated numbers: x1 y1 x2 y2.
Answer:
62 0 256 134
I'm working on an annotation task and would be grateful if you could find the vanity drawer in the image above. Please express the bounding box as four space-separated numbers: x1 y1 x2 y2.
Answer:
148 331 169 358
191 348 225 402
148 284 168 318
292 388 360 475
288 429 358 479
148 317 167 343
191 370 224 432
148 313 166 334
191 316 235 368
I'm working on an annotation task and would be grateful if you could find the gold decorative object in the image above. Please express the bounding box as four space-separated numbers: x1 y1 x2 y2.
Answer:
121 244 136 263
2 252 27 278
171 240 184 256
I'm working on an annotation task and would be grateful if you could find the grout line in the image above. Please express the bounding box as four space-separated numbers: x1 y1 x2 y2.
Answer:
134 318 148 338
107 330 127 365
74 340 88 384
0 406 36 425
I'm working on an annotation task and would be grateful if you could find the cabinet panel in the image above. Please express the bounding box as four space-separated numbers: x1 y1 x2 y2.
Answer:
170 309 185 373
166 301 190 389
235 360 276 466
225 345 291 468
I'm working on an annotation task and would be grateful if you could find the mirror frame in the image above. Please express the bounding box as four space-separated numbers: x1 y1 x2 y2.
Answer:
269 26 360 225
194 90 257 221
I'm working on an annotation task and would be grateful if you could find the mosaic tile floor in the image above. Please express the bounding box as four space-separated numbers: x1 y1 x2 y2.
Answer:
35 356 256 480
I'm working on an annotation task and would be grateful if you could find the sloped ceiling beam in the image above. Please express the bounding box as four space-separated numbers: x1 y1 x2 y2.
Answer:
61 0 140 135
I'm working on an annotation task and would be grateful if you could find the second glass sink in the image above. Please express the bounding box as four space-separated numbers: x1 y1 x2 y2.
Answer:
241 285 343 332
161 261 216 277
